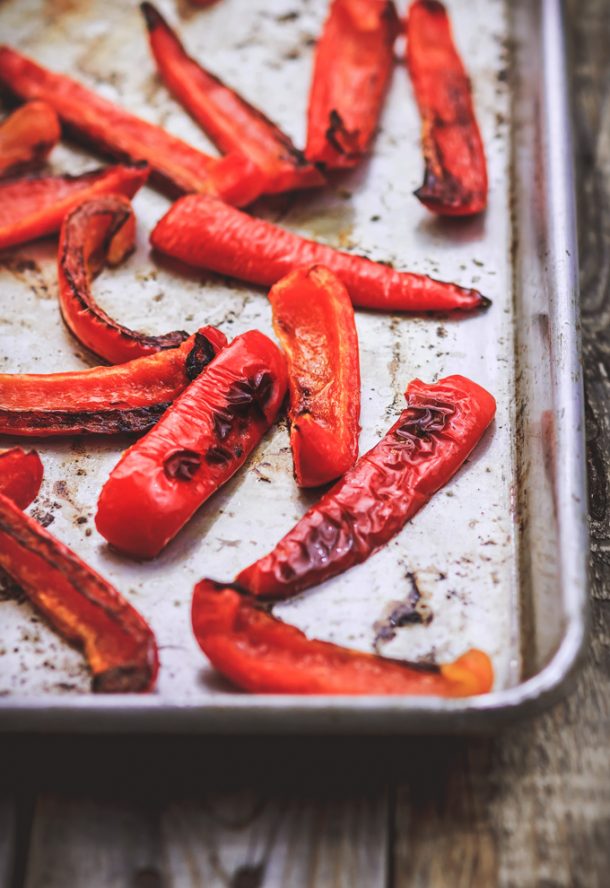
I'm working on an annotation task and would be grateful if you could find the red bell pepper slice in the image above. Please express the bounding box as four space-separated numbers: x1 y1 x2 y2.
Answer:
236 375 496 599
305 0 399 169
269 265 360 487
0 325 227 437
96 330 287 559
0 491 158 692
58 195 188 364
405 0 487 216
0 45 264 205
191 581 493 696
0 100 60 178
0 447 43 509
151 195 490 312
141 3 325 196
0 162 149 251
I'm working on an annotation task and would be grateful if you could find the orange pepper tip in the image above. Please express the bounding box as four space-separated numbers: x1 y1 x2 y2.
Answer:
440 649 494 696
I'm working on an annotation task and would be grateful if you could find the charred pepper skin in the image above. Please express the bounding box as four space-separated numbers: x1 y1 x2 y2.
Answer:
236 375 496 599
0 45 264 205
0 447 43 508
58 195 188 364
191 580 494 696
96 330 288 560
0 100 60 178
151 195 491 313
0 326 227 437
269 266 360 487
405 0 488 216
0 491 159 693
141 3 324 196
305 0 399 169
0 162 149 251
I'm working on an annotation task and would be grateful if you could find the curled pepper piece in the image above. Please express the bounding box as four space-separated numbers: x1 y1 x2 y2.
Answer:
0 45 264 205
58 195 188 364
0 325 227 437
191 581 494 696
237 375 496 599
0 100 60 178
141 3 324 195
0 492 158 692
269 265 360 487
151 196 490 312
0 162 149 251
305 0 399 169
0 447 43 508
405 0 487 216
96 330 287 559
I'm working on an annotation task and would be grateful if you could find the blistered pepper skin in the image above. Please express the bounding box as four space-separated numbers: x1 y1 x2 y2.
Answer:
0 101 60 178
405 0 488 216
237 375 496 599
191 581 494 696
0 448 43 509
151 195 491 312
96 330 288 559
58 195 189 364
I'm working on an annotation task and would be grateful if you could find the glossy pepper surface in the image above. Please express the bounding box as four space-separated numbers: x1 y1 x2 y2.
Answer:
96 330 287 559
0 45 263 204
192 581 494 696
305 0 399 169
0 491 158 692
0 447 43 509
58 195 188 364
405 0 487 216
0 162 149 251
0 100 60 178
237 375 496 599
141 3 324 195
151 195 490 312
269 265 360 487
0 326 226 437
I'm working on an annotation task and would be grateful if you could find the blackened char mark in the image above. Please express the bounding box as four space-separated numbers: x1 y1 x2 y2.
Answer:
164 449 202 481
394 401 455 445
0 403 170 435
185 332 219 381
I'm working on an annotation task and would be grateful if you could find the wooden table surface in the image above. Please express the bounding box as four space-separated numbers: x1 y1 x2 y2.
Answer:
1 1 609 885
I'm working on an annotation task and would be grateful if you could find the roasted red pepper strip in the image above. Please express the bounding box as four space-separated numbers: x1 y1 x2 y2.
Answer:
237 375 496 599
0 45 264 205
0 492 158 692
96 330 287 559
0 448 43 509
0 100 60 178
305 0 399 169
58 195 188 364
0 325 227 437
0 162 149 251
141 3 324 196
191 581 493 696
269 266 360 487
151 196 490 312
405 0 488 216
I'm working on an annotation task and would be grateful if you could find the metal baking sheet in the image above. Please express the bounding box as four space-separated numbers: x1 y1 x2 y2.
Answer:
0 0 587 732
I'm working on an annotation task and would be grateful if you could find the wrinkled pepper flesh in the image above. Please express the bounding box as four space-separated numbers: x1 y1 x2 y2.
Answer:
141 3 324 195
0 162 149 251
151 195 490 312
192 581 494 696
269 265 360 487
237 375 496 599
0 325 226 436
96 330 287 559
0 447 43 509
305 0 399 169
0 490 159 692
0 100 60 178
405 0 487 216
58 195 189 364
0 45 264 205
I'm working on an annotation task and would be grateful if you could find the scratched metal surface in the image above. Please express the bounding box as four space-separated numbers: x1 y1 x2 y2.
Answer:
0 0 587 732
